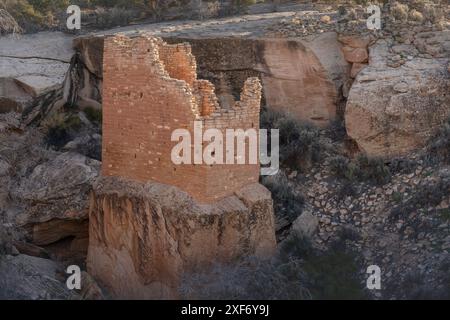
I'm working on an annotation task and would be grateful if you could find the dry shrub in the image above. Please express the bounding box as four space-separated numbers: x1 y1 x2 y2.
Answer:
0 9 22 34
391 2 409 21
409 9 424 22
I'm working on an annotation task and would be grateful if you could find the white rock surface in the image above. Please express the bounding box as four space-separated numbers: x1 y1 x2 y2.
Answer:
292 207 319 238
0 32 74 111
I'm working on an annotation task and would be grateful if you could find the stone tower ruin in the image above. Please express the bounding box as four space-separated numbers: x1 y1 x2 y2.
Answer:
102 34 262 203
88 34 276 299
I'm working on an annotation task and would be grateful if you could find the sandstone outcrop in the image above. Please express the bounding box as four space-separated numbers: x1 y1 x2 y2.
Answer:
88 176 276 299
0 32 73 115
345 39 450 158
169 33 350 126
0 32 104 126
73 32 349 126
0 254 78 299
10 152 99 262
338 35 371 79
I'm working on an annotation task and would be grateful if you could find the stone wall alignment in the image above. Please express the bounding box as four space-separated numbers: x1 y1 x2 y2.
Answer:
102 34 262 203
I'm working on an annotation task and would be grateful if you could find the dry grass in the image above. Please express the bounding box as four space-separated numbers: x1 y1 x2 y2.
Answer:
391 2 409 21
0 9 22 34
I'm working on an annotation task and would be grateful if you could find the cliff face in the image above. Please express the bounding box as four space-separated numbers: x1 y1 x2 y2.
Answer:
69 33 348 129
165 34 348 126
87 176 276 299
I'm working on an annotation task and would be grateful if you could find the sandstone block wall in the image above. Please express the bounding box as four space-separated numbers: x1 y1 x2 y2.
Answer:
102 35 262 203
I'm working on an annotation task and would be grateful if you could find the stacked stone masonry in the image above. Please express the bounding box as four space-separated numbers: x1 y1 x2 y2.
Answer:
102 35 262 203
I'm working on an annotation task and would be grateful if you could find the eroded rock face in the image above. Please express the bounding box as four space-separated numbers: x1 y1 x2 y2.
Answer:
10 152 100 263
0 254 78 300
0 32 73 114
179 34 348 126
12 152 100 223
74 33 349 126
87 176 276 299
345 40 450 158
256 36 343 125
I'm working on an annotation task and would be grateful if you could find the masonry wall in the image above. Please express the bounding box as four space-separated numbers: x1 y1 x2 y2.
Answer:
102 35 262 203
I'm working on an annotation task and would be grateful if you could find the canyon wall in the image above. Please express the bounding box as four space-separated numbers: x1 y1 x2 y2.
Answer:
166 33 348 126
88 177 276 299
73 33 348 127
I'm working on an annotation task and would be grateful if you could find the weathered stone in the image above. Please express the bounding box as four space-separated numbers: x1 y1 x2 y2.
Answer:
338 35 371 48
414 30 450 58
10 152 99 259
320 15 331 24
0 254 78 299
87 176 276 299
350 62 367 78
12 241 50 259
345 40 450 157
0 32 74 112
31 219 89 247
13 152 100 223
393 81 409 93
73 36 104 78
342 46 368 63
292 207 319 238
80 271 105 300
256 36 341 126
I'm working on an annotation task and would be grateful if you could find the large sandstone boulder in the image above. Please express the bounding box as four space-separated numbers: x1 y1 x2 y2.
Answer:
0 32 102 125
292 206 318 239
0 32 74 114
345 39 450 158
87 176 277 299
0 254 78 300
256 34 347 125
10 152 100 262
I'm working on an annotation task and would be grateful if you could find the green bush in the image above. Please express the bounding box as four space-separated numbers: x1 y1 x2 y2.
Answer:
301 249 367 300
426 117 450 164
390 178 450 221
1 0 155 31
83 106 102 124
330 154 391 185
261 172 304 221
0 0 48 32
439 208 450 222
43 113 82 149
180 233 367 300
261 108 322 171
93 6 134 28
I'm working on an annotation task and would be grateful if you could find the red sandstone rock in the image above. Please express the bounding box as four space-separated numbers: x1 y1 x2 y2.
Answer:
87 176 276 299
338 35 371 49
342 46 368 63
350 62 367 78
